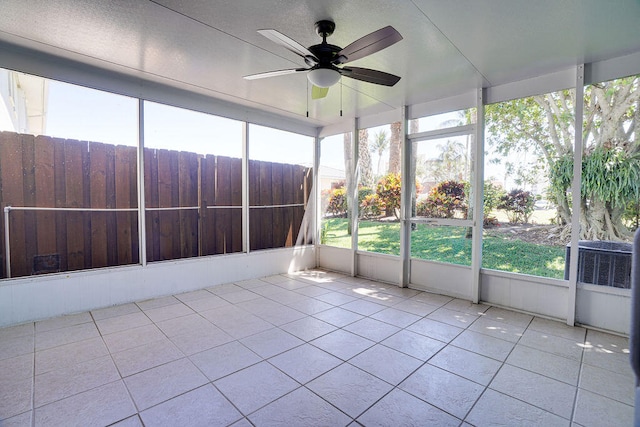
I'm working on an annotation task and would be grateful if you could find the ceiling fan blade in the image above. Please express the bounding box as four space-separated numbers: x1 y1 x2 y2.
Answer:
340 67 401 86
257 29 318 64
311 85 329 99
244 68 308 80
334 26 402 64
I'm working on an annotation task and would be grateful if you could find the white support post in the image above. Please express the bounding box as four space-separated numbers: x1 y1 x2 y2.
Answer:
137 99 147 267
399 106 411 287
567 65 584 326
4 207 10 278
350 118 359 277
242 122 250 254
471 88 485 303
314 131 321 267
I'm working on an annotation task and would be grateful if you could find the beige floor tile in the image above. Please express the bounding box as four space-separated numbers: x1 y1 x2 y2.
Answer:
249 387 351 426
370 307 421 328
528 317 586 342
268 344 342 384
0 334 33 361
358 388 460 427
489 364 576 419
111 415 143 426
91 303 140 321
313 307 364 327
189 341 261 381
34 380 136 427
506 344 581 385
391 299 439 316
35 355 120 407
400 364 484 419
35 312 92 333
95 312 151 336
429 345 501 386
35 322 97 351
139 384 242 427
135 295 179 311
410 291 454 307
579 363 634 405
315 291 359 306
168 325 234 355
466 389 568 427
382 330 445 361
443 299 490 315
279 316 337 341
124 358 207 411
468 317 527 343
239 328 303 359
519 328 584 361
310 329 374 361
182 294 230 312
0 322 33 341
407 317 463 343
174 289 214 303
102 324 166 354
1 411 32 426
340 299 386 316
573 388 633 427
0 353 33 382
349 344 423 385
307 363 392 418
451 330 515 361
36 336 108 375
427 307 479 329
0 376 32 421
214 361 299 415
343 317 400 342
482 306 533 328
112 338 183 377
143 303 194 323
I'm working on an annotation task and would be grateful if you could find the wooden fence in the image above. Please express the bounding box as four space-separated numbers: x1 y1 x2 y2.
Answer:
0 131 312 279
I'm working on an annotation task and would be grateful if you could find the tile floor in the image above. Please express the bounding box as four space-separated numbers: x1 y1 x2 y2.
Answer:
0 270 634 426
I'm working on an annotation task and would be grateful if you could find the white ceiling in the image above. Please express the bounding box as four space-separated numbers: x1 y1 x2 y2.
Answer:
1 0 640 128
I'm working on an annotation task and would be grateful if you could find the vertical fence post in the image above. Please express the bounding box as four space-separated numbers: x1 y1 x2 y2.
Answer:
4 207 10 278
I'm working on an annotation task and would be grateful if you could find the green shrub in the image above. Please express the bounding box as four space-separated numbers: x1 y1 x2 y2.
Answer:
417 180 468 219
499 188 535 223
376 173 402 218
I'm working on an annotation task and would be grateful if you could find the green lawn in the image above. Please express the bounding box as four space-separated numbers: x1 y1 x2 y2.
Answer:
321 218 565 279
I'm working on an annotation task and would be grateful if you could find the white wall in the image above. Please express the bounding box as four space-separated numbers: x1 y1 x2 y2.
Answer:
0 246 316 327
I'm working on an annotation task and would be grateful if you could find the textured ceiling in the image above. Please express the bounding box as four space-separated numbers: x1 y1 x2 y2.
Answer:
0 0 639 128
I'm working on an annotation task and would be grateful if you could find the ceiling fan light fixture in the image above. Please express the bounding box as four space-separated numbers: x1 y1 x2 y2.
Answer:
307 68 341 88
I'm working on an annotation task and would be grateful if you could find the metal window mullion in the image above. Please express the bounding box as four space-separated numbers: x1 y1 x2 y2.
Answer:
314 132 321 267
567 65 584 326
471 88 485 303
350 119 359 277
242 122 249 254
137 99 147 266
400 106 411 287
408 123 475 142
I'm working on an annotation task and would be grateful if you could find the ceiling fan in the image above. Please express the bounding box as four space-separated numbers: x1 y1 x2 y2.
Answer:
244 20 402 99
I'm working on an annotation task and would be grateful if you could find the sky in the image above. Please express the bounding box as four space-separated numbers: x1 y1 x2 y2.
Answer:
43 80 313 165
12 73 514 190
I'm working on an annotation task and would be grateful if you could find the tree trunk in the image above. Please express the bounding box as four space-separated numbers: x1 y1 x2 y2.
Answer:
580 198 633 241
344 132 353 235
388 121 402 174
358 129 373 188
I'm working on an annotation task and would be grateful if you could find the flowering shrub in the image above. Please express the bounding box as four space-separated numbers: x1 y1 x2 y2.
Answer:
376 173 402 218
499 188 535 223
417 180 468 219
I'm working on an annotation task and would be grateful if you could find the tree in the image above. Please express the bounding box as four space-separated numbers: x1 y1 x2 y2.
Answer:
371 129 389 176
388 121 402 174
358 128 374 188
485 76 640 241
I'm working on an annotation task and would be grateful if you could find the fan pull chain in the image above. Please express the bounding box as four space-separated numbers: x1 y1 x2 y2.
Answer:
340 79 343 117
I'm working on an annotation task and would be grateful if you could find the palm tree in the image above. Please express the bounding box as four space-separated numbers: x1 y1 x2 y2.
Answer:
371 129 389 176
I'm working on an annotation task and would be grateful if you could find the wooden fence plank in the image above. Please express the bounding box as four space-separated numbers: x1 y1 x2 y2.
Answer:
53 137 68 272
215 156 232 254
271 162 284 247
115 145 133 265
89 142 108 268
199 154 214 255
0 133 26 277
104 144 117 266
144 148 160 262
21 134 38 273
282 163 294 247
34 136 57 258
259 161 273 249
178 151 198 258
230 157 243 253
64 139 85 271
248 160 260 250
